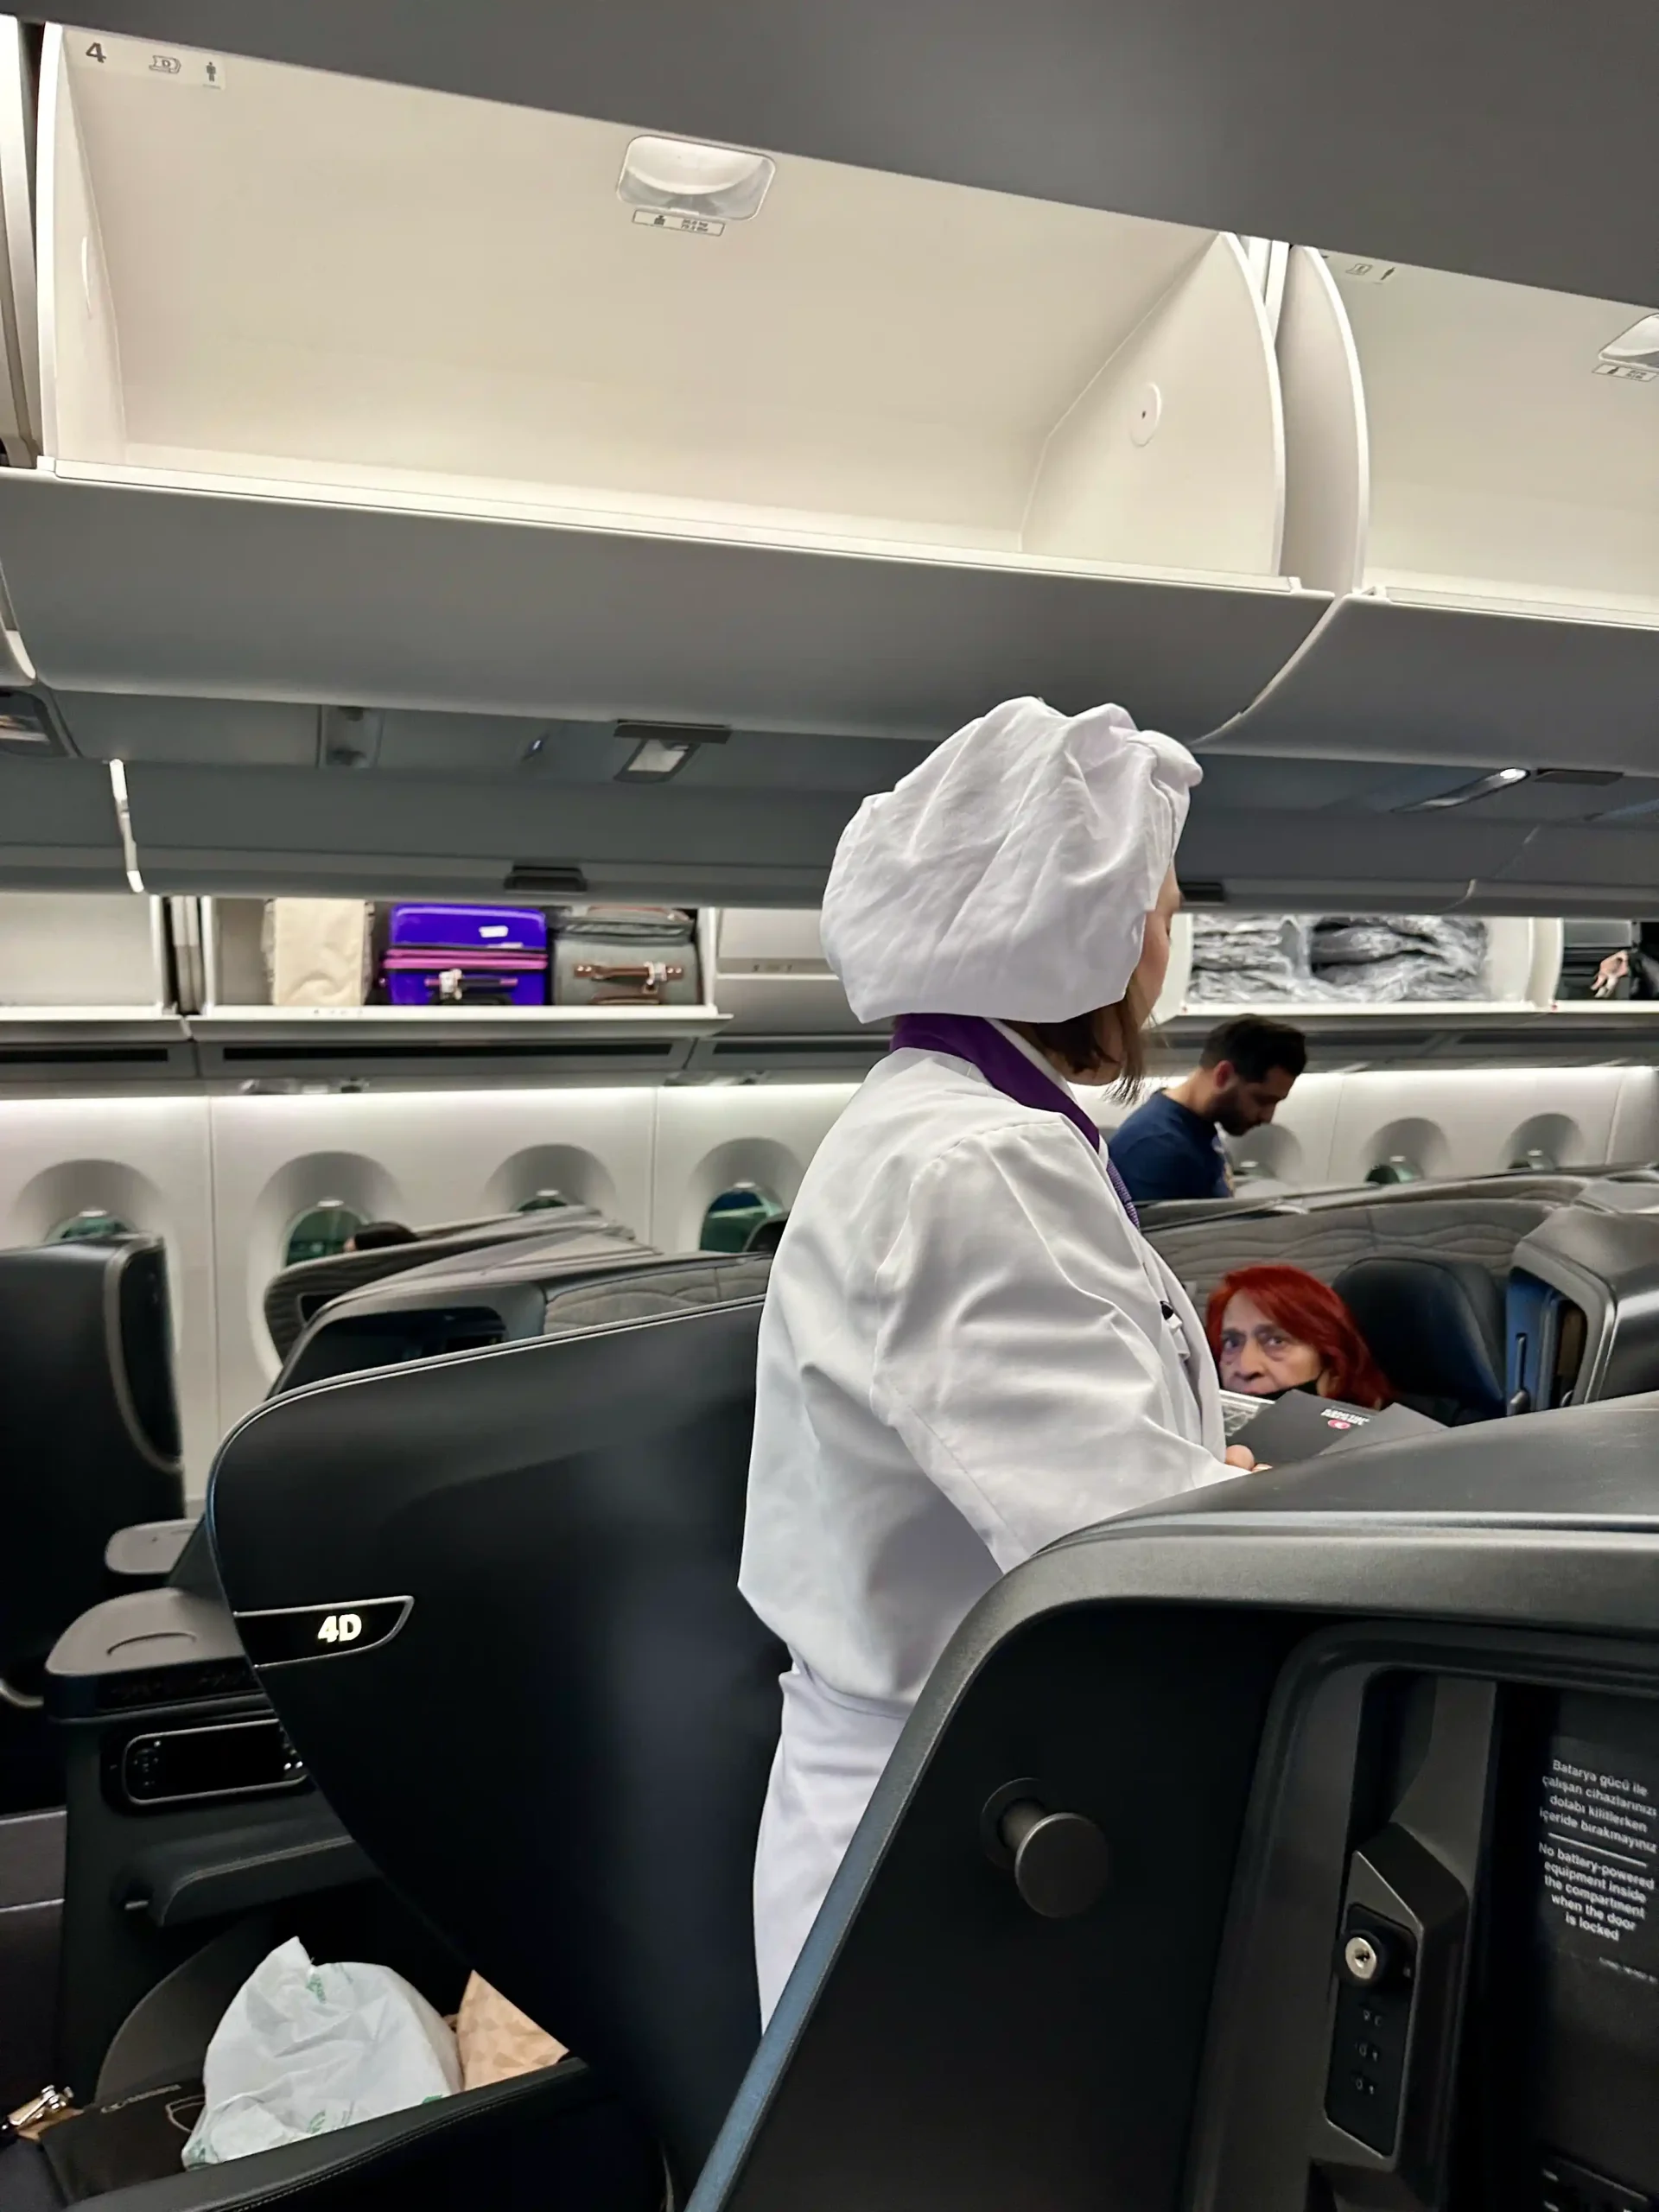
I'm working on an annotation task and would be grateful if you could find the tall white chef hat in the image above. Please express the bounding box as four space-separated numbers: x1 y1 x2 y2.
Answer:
821 696 1200 1023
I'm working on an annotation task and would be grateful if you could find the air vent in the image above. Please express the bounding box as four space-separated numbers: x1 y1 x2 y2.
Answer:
505 864 588 893
1179 880 1227 906
1533 767 1624 787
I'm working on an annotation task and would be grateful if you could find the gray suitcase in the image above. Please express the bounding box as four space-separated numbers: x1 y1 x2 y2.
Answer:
550 906 701 1007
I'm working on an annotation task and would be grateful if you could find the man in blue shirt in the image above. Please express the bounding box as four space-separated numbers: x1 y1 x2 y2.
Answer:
1110 1017 1307 1206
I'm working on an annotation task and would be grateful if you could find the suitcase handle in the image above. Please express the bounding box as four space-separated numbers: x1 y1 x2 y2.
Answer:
573 961 685 1004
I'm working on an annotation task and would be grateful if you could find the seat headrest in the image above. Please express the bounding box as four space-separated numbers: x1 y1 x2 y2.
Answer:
1333 1255 1507 1423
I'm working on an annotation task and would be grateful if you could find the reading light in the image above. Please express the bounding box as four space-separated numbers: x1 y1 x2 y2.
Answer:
620 737 695 779
613 721 730 785
1601 314 1659 374
617 136 775 223
1398 767 1529 813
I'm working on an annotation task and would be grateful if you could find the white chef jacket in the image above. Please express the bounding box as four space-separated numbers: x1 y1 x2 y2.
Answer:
739 1031 1235 2023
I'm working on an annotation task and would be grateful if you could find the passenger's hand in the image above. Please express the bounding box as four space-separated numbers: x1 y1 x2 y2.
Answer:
1224 1444 1259 1471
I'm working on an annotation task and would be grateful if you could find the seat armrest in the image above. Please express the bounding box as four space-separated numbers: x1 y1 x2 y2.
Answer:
118 1803 372 1929
106 1521 200 1584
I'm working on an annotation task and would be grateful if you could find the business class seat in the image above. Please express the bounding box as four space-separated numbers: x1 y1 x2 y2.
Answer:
1147 1192 1559 1313
684 1399 1659 2212
1332 1254 1509 1424
203 1299 782 2202
275 1237 769 1390
13 1294 779 2207
537 1252 772 1337
261 1205 652 1365
0 1239 185 1710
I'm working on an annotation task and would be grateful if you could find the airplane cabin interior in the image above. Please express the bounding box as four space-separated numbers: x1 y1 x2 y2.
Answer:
2 0 1659 2206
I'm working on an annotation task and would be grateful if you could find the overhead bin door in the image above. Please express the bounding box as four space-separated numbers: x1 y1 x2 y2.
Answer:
121 762 858 903
3 29 1325 735
0 757 125 888
54 0 1659 305
0 474 1327 738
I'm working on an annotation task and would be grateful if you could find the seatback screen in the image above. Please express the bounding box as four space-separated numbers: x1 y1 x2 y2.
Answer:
1523 1692 1659 2202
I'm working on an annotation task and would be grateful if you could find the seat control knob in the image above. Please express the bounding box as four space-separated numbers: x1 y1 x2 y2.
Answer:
997 1798 1110 1919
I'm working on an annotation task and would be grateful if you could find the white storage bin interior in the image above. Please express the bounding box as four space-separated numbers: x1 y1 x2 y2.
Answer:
38 29 1291 586
1329 256 1659 620
0 889 167 1007
709 908 861 1033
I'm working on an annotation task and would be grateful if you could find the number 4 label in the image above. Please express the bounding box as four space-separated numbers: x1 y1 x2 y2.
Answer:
317 1611 363 1645
78 37 226 87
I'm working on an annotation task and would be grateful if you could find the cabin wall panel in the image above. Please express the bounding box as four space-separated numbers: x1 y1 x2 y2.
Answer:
651 1084 857 1256
207 1087 654 1441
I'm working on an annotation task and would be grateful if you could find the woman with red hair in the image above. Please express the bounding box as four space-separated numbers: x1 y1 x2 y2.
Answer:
1206 1264 1393 1410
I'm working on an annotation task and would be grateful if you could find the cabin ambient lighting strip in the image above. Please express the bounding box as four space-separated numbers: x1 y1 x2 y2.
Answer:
109 759 146 892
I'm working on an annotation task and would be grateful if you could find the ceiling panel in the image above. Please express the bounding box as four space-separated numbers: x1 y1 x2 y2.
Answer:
66 0 1659 303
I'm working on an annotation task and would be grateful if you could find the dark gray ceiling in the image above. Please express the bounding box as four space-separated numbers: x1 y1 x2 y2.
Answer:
66 0 1659 305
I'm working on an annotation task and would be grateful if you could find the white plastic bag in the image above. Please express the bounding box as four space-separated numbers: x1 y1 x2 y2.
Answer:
181 1938 461 2168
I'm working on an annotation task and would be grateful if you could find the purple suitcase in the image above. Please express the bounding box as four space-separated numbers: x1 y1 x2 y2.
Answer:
382 904 549 1007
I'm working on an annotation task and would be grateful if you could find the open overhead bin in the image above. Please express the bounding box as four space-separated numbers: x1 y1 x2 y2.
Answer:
55 0 1659 306
0 27 1326 735
1210 248 1659 772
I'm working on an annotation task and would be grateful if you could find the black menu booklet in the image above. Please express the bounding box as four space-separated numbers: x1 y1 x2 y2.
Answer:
1224 1389 1444 1465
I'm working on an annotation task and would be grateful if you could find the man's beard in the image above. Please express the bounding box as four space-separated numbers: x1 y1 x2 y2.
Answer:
1216 1103 1255 1138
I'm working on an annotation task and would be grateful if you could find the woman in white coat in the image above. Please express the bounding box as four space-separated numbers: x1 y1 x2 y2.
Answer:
738 696 1255 2024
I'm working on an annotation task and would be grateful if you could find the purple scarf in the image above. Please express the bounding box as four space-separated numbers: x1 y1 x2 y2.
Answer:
890 1013 1140 1227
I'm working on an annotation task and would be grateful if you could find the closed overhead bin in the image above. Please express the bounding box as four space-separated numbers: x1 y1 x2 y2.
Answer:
0 756 125 888
0 29 1326 736
119 761 854 905
1211 247 1659 772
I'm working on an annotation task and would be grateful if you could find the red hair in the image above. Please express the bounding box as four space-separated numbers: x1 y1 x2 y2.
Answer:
1205 1264 1393 1410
